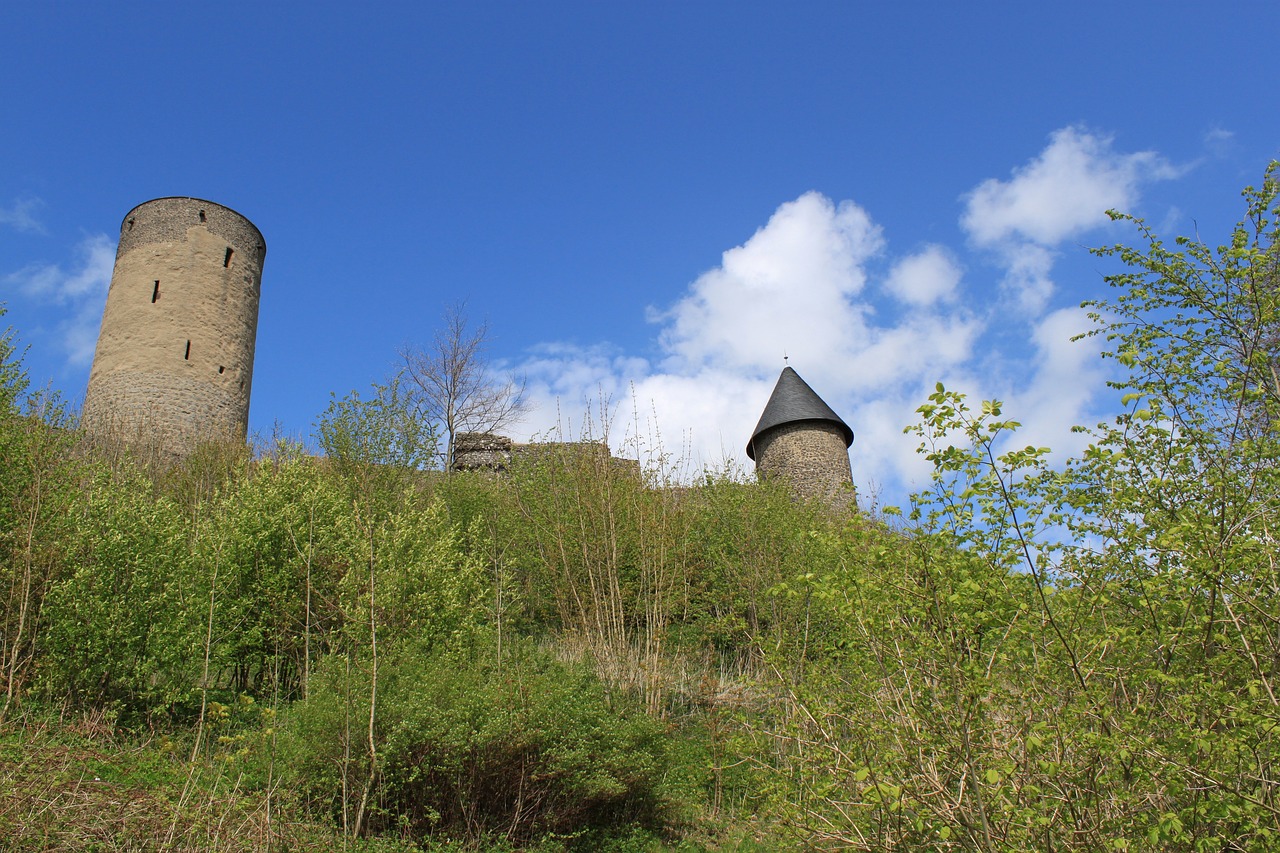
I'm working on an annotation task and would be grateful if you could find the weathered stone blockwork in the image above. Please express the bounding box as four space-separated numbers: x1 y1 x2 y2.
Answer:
749 420 853 501
452 432 515 471
453 432 641 478
82 198 266 459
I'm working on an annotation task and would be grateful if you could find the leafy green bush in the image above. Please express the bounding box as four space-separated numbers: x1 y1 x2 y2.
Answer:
285 643 677 850
739 165 1280 851
40 465 201 718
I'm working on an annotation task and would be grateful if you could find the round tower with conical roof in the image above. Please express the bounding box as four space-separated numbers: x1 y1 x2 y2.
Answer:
81 197 266 459
746 366 854 502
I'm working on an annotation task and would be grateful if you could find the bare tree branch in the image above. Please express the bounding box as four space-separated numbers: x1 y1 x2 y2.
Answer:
399 303 529 470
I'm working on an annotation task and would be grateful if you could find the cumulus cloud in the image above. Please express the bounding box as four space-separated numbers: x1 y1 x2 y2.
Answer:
514 189 987 497
5 233 114 365
655 192 883 378
0 197 45 234
1004 305 1108 463
883 245 962 307
962 126 1177 247
961 126 1178 315
998 243 1057 315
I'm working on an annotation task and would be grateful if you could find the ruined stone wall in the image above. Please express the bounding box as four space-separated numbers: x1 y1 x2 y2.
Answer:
452 432 612 472
81 198 266 459
452 432 640 478
751 420 853 502
452 432 515 471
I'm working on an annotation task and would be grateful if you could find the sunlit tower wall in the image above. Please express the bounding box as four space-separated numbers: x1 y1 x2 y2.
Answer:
81 198 266 459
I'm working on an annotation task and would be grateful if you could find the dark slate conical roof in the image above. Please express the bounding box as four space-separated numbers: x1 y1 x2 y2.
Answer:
746 367 853 460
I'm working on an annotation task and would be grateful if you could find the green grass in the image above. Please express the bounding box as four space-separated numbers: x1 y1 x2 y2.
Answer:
0 712 352 852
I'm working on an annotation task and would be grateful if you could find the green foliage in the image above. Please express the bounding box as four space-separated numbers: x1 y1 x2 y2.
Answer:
198 451 351 699
1060 162 1280 850
0 311 84 715
317 377 436 484
504 442 689 710
740 164 1280 850
285 643 677 850
41 465 199 715
750 520 1075 849
41 448 495 716
0 710 422 851
0 308 30 416
159 436 254 511
681 476 824 658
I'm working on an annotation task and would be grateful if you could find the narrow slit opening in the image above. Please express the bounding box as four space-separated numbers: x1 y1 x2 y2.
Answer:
198 209 206 222
184 340 191 360
223 247 233 267
218 366 225 374
151 281 160 303
127 218 135 231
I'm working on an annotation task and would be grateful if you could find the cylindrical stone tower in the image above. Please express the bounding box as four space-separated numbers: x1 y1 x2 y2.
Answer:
82 198 266 459
746 367 854 502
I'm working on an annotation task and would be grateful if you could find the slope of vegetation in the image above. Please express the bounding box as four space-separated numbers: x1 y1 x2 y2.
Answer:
1 166 1279 851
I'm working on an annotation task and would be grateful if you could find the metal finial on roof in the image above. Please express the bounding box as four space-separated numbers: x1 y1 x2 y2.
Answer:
746 366 853 460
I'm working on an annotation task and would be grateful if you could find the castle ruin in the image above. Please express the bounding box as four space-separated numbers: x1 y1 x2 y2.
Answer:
78 199 856 504
81 198 266 459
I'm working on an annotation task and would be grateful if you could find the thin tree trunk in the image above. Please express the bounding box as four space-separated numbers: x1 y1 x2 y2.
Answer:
353 524 378 836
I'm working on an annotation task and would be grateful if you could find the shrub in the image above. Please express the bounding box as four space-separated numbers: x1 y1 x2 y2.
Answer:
285 642 676 849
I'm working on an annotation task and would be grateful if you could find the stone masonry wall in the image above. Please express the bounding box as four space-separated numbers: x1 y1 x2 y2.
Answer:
453 432 641 479
452 432 515 470
82 198 266 459
751 420 854 502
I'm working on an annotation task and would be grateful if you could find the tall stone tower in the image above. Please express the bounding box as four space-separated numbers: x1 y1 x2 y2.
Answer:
82 198 266 458
746 367 854 502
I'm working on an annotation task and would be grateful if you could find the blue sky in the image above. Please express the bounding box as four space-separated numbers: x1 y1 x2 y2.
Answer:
2 2 1276 507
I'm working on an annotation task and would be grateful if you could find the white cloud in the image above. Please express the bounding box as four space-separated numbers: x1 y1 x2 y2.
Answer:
1204 127 1234 147
999 243 1057 315
5 233 114 366
655 191 883 378
960 126 1178 317
850 312 983 394
9 233 115 303
1201 126 1237 161
883 244 962 307
0 198 45 234
962 126 1177 247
